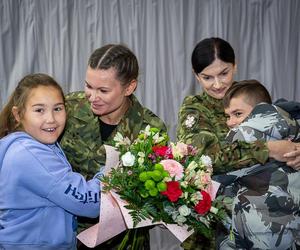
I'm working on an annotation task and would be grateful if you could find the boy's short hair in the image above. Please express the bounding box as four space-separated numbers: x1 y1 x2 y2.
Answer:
223 79 272 108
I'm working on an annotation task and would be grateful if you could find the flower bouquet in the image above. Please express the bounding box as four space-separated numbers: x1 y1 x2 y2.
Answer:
101 126 231 240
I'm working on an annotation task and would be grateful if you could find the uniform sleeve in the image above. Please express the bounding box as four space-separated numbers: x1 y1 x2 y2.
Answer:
60 93 106 179
20 142 101 218
143 109 167 133
176 96 269 174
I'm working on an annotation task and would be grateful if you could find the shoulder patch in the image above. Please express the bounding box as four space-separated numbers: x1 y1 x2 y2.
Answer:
184 114 197 128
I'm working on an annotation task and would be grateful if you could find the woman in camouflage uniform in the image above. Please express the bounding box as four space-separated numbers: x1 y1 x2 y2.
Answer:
60 44 167 250
176 37 300 249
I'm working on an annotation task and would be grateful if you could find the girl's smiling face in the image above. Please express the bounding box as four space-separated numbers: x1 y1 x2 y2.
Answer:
13 85 66 144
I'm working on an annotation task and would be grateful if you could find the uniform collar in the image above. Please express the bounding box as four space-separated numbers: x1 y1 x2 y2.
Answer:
202 91 224 111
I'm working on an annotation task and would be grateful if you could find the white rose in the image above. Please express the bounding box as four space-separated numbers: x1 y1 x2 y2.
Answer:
200 155 212 167
178 205 191 217
121 152 135 166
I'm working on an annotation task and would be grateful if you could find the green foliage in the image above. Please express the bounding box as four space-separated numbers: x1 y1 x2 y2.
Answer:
102 126 231 240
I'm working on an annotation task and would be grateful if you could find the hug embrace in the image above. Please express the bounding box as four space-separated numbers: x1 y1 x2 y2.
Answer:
1 39 300 250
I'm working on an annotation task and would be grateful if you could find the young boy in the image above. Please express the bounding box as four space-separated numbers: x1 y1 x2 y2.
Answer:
224 79 299 143
219 80 300 249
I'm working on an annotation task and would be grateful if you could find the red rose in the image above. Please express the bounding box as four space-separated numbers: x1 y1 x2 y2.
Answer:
152 145 173 159
161 181 182 202
194 191 212 215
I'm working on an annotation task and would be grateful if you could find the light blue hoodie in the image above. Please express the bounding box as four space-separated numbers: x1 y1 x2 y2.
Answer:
0 132 101 250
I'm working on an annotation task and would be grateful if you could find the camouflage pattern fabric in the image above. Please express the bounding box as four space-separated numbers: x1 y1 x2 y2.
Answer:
176 92 269 175
60 92 167 180
226 103 300 143
219 103 300 249
177 92 268 250
59 91 167 249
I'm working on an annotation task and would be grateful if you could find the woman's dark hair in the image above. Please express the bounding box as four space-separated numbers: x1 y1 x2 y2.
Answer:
88 44 139 86
0 73 64 138
223 79 272 108
191 37 235 74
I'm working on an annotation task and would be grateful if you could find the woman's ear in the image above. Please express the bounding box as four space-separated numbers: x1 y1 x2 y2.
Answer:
124 80 137 96
233 63 238 74
12 106 21 123
193 70 201 82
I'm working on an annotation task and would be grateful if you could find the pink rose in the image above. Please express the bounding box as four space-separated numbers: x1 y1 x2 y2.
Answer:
160 159 184 180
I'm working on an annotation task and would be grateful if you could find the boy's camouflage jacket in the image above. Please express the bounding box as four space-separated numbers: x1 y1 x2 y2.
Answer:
176 92 269 174
227 103 300 143
60 91 167 179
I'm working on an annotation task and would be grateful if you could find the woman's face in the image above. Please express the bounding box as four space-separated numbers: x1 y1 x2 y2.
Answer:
85 66 135 118
195 58 236 99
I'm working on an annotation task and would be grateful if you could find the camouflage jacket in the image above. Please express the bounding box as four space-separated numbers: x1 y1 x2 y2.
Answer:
227 103 300 143
176 92 269 174
60 92 167 179
222 103 300 181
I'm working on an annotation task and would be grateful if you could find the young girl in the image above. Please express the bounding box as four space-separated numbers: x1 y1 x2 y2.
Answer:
0 73 101 250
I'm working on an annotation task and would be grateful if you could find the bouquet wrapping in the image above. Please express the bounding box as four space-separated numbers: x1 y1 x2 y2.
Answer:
77 126 231 247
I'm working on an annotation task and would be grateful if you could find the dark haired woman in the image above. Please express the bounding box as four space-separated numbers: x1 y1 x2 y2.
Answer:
176 37 300 249
60 44 167 249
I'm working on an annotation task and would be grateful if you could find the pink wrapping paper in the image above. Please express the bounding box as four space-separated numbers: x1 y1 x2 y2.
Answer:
77 145 220 247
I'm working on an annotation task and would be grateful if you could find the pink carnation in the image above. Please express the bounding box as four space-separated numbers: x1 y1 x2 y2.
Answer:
160 159 184 180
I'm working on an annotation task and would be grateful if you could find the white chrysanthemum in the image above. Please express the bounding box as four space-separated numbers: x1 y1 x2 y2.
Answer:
200 155 212 167
121 152 135 166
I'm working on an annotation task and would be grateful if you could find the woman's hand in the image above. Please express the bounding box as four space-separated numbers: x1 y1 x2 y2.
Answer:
283 143 300 170
267 140 296 161
267 140 300 170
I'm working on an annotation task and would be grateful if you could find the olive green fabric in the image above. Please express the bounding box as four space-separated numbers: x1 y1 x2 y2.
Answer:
176 91 269 250
60 91 167 179
176 92 269 175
